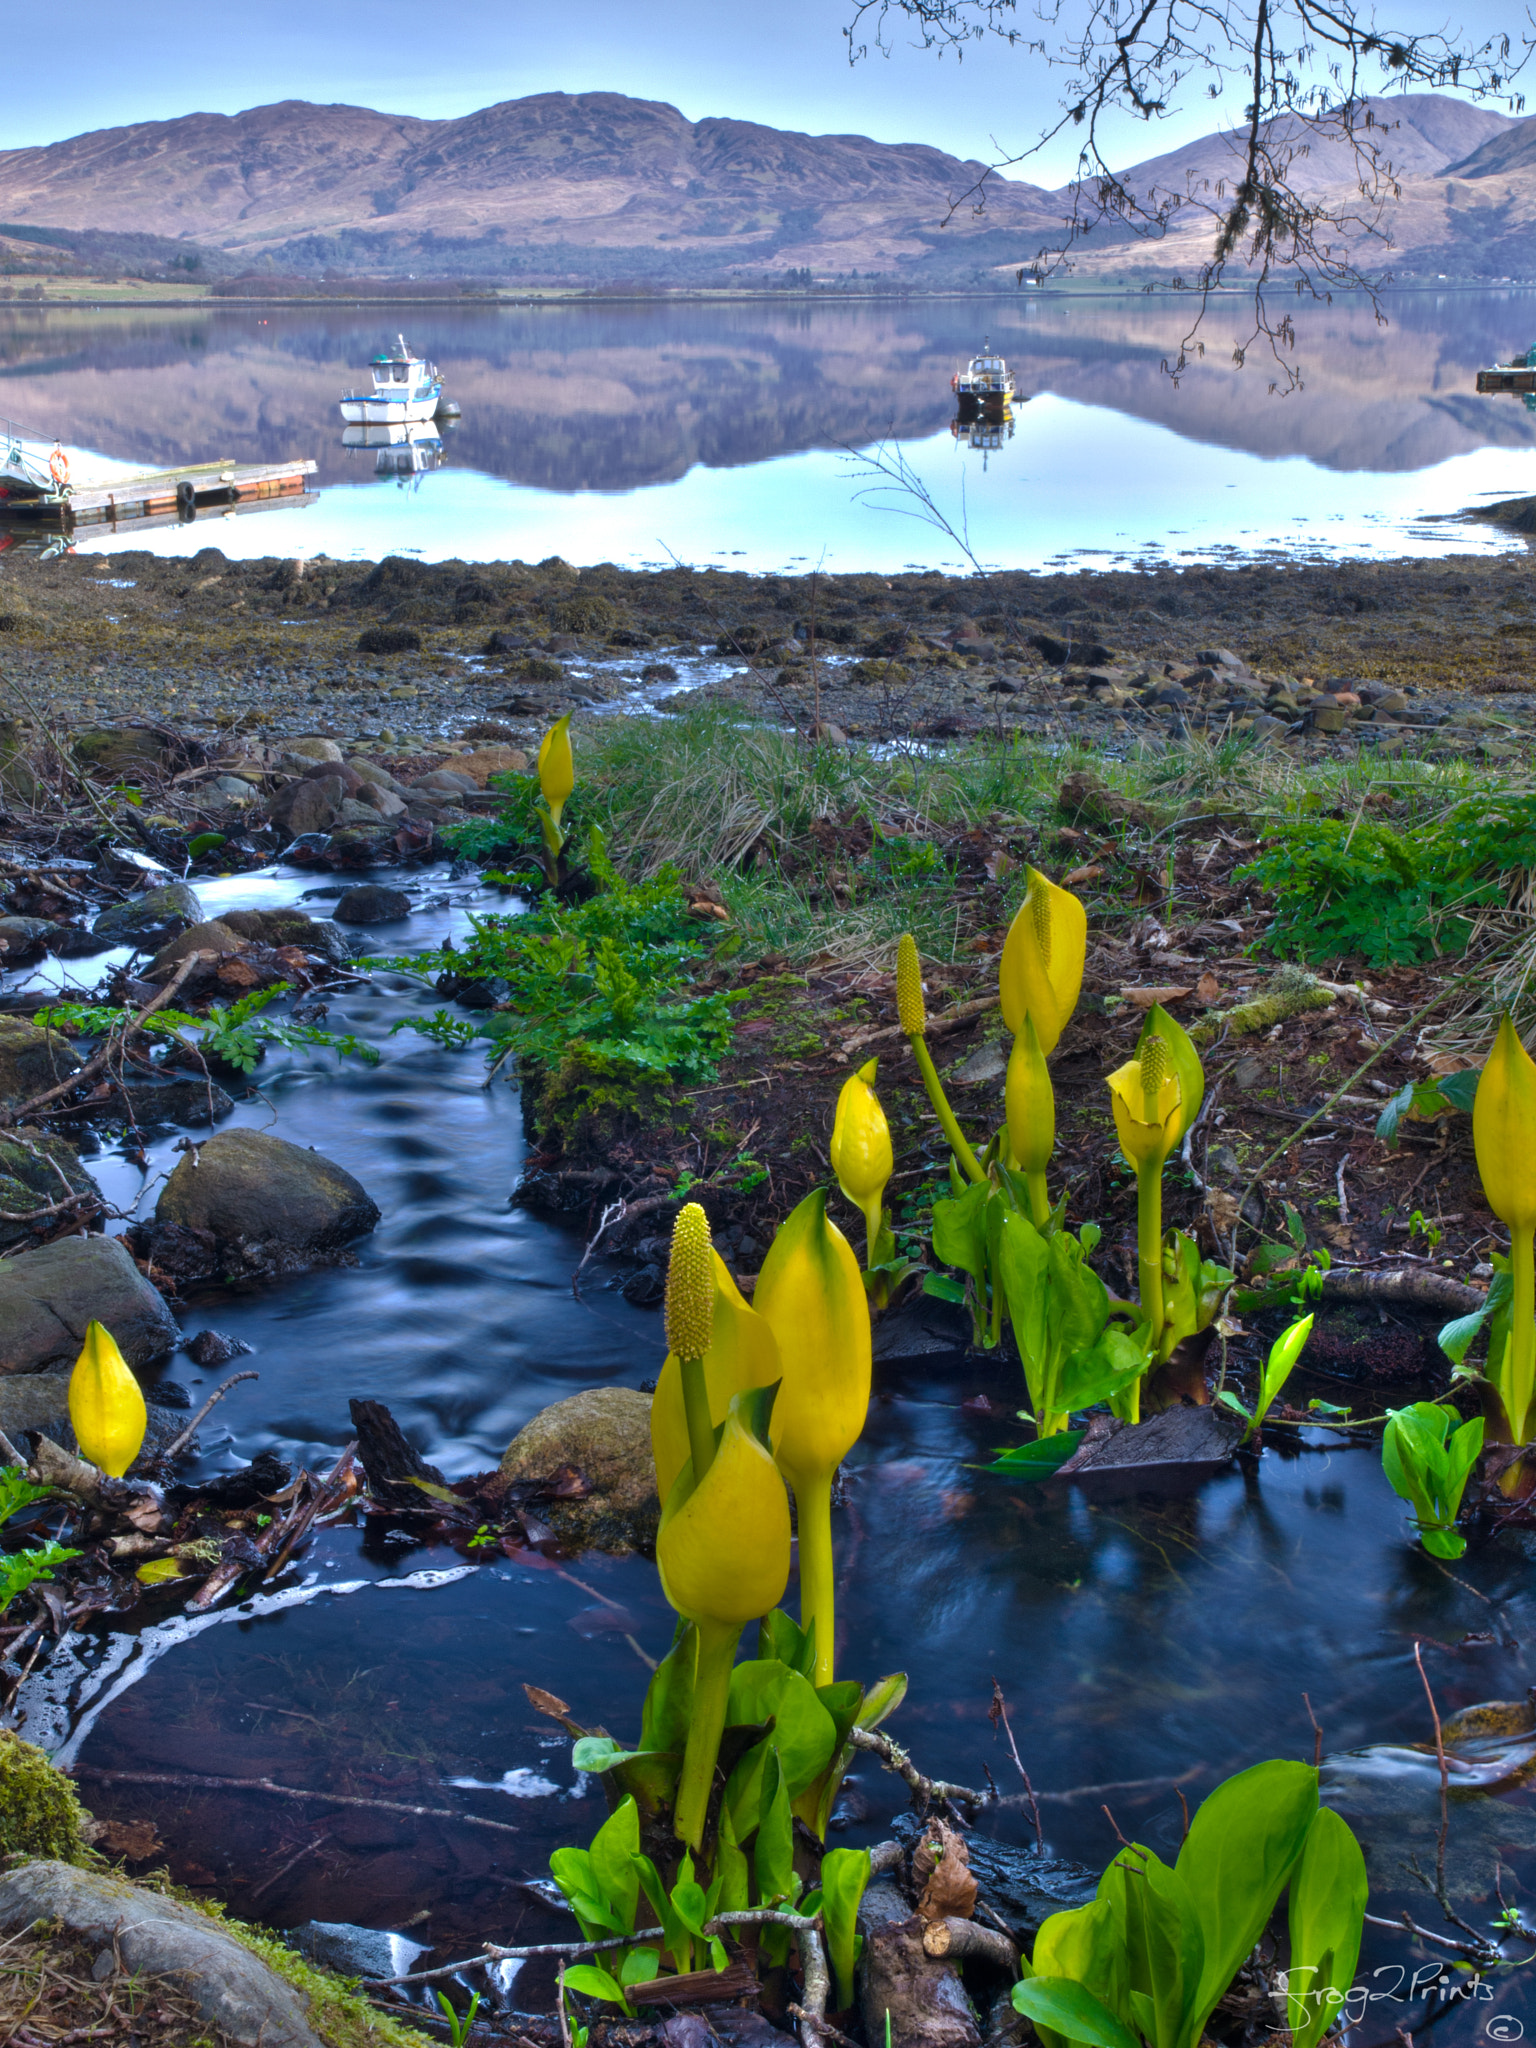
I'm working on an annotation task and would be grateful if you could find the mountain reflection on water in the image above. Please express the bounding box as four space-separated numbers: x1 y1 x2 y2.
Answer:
2 290 1535 565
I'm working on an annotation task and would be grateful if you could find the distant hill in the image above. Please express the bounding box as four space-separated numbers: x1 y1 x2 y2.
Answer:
0 89 1531 287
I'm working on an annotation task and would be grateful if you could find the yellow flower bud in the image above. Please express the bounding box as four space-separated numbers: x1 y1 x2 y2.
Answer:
657 1390 791 1630
1005 1017 1054 1178
896 934 926 1038
1106 1039 1183 1174
652 1251 782 1501
999 868 1086 1054
664 1202 715 1363
537 714 575 832
830 1059 892 1257
1474 1016 1536 1234
68 1321 147 1479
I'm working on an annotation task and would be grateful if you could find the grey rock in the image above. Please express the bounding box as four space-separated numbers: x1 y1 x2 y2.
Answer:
333 797 388 830
148 919 249 975
71 728 171 781
219 908 351 967
91 881 202 950
334 885 411 924
358 785 406 819
950 1041 1006 1086
0 1018 80 1111
347 758 406 795
285 1921 429 1982
282 737 344 765
0 917 58 959
110 1074 236 1127
872 1297 971 1367
500 1388 659 1553
270 776 343 838
0 1128 99 1247
412 768 479 795
156 1128 380 1258
0 1374 71 1442
0 1862 323 2048
1057 1404 1242 1497
0 1234 178 1373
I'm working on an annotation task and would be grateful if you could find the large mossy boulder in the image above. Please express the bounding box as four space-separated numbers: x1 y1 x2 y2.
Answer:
0 1019 79 1112
0 1235 177 1373
220 907 351 966
71 727 171 783
156 1129 380 1261
92 881 202 950
499 1388 659 1553
0 1129 99 1248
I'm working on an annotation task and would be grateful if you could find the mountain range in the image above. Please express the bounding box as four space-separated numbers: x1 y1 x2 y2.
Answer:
0 89 1533 285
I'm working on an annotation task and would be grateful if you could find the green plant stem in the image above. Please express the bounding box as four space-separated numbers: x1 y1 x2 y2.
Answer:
678 1354 715 1482
539 808 565 889
1509 1225 1534 1446
907 1034 984 1183
795 1468 837 1687
1137 1160 1165 1357
673 1616 737 1849
1024 1169 1049 1228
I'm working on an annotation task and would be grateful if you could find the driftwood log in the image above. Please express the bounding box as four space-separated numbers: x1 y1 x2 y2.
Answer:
348 1397 451 1509
920 1918 1020 1969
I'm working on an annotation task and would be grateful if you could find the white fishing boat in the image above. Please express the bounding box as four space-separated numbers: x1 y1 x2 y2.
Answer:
951 341 1015 416
339 336 444 425
342 419 445 477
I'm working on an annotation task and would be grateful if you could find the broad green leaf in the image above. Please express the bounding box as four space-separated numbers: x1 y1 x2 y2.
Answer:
1287 1808 1367 2048
1215 1389 1252 1420
1107 1847 1199 2048
754 1753 798 1907
1437 1069 1480 1113
560 1965 629 2009
726 1659 838 1798
922 1274 967 1304
1012 1978 1141 2048
186 831 227 858
933 1180 991 1298
618 1948 662 1987
1260 1314 1314 1414
856 1671 909 1731
639 1620 696 1754
1034 1897 1129 2032
757 1607 817 1678
1058 1325 1148 1416
1175 1760 1318 2048
1437 1304 1491 1367
984 1431 1085 1479
819 1847 871 2011
588 1796 640 1936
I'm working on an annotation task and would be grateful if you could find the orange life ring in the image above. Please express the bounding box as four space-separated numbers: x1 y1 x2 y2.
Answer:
48 445 69 488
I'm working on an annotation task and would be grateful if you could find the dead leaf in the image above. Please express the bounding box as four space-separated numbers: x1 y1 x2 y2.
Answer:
914 1820 978 1922
523 1683 572 1719
1195 972 1222 1004
1120 985 1193 1009
983 848 1014 881
1062 864 1104 888
1322 1223 1357 1251
1206 1191 1241 1235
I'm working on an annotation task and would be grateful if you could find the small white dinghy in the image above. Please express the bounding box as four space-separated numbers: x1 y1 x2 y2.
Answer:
339 336 444 425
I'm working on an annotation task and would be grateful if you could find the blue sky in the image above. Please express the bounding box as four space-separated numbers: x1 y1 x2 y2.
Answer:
2 0 1524 183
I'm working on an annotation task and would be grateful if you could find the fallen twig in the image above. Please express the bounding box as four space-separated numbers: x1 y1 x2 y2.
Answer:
157 1371 259 1465
842 994 998 1056
3 955 201 1128
921 1917 1020 1968
850 1726 990 1809
68 1767 524 1840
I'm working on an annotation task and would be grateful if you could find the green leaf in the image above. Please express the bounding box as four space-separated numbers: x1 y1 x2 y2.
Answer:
639 1621 696 1754
983 1431 1084 1479
757 1607 817 1679
186 832 227 858
725 1660 837 1799
618 1948 661 1988
820 1849 871 2012
1012 1978 1141 2048
1287 1807 1368 2048
921 1274 967 1304
1437 1069 1480 1113
587 1796 640 1937
1215 1389 1253 1421
1175 1760 1318 2048
560 1966 630 2011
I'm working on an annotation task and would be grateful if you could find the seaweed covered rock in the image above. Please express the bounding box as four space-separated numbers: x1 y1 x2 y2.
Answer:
499 1388 658 1553
0 1731 90 1862
0 1017 80 1112
0 1234 178 1373
0 1128 99 1247
91 881 202 950
155 1129 380 1264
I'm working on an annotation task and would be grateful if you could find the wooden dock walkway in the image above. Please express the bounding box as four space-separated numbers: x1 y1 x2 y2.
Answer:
0 456 317 531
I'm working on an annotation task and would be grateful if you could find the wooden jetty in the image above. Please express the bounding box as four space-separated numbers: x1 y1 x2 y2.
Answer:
0 456 317 532
1477 366 1536 394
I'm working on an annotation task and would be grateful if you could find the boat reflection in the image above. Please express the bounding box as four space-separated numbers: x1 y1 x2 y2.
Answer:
341 419 446 483
951 403 1015 462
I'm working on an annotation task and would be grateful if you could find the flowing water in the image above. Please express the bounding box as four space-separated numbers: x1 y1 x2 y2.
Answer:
6 871 1536 2036
3 290 1536 570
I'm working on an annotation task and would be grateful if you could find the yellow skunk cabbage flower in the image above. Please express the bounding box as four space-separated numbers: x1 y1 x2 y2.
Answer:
755 1190 871 1684
537 714 575 833
1106 1020 1191 1391
1006 1016 1054 1227
831 1059 893 1268
663 1203 720 1483
1000 868 1087 1054
1474 1016 1536 1446
68 1321 147 1478
652 1250 782 1501
658 1386 791 1846
894 933 983 1184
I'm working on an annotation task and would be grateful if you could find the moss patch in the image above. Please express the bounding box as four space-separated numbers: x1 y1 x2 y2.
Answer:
0 1733 90 1864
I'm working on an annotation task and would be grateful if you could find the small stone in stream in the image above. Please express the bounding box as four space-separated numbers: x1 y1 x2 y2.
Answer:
185 1328 252 1367
220 908 351 967
110 1074 237 1127
156 1128 380 1265
175 1449 292 1509
500 1388 658 1553
0 1863 324 2048
0 1128 100 1245
91 880 202 950
357 625 421 655
334 884 411 924
0 1234 178 1372
270 775 343 838
621 1262 666 1306
285 1922 429 1984
0 917 57 959
148 919 249 975
0 1018 80 1112
146 1379 192 1408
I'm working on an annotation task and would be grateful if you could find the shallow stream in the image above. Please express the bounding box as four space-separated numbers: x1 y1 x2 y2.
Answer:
9 866 1536 2037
